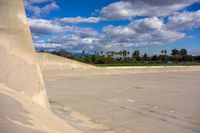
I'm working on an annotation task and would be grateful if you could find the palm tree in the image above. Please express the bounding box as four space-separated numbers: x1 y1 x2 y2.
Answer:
164 50 167 56
122 50 127 59
161 50 164 55
161 50 168 62
179 49 187 56
171 49 179 56
171 49 180 62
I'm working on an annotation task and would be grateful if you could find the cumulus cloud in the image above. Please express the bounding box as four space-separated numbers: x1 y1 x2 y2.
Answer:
100 0 200 20
46 35 80 45
34 17 186 52
102 17 185 50
167 10 200 30
58 17 101 24
24 0 59 17
28 18 98 36
131 17 164 33
28 18 71 34
35 34 99 51
28 18 99 51
102 17 185 45
125 0 199 6
102 25 136 43
73 27 97 37
26 0 200 52
24 0 52 4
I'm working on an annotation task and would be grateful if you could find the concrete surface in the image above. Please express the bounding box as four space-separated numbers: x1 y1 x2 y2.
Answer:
0 0 48 108
0 1 81 133
37 53 96 71
1 1 200 133
0 83 81 133
44 71 200 133
37 53 200 76
38 54 200 133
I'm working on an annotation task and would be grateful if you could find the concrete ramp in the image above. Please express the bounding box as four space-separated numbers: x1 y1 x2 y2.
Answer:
0 0 48 108
37 53 96 71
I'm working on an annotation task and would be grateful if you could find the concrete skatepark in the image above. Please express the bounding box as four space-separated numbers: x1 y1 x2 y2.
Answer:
0 0 200 133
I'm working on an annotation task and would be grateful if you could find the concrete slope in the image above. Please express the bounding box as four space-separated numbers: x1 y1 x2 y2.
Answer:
0 1 81 133
0 0 48 108
37 53 200 76
0 83 81 133
37 53 96 71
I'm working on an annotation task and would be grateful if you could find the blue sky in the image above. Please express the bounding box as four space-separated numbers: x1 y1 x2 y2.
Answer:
24 0 200 55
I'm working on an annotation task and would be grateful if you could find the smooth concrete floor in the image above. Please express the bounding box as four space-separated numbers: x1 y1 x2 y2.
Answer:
44 71 200 133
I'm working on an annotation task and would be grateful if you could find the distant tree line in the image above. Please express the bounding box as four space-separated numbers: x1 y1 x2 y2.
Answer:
43 49 72 58
39 48 200 64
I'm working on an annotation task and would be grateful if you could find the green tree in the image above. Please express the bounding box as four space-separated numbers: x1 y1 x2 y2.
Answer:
179 49 187 56
132 50 141 61
82 50 85 55
92 54 99 63
143 53 148 61
111 51 115 57
160 50 168 62
164 50 167 56
122 50 128 59
151 55 158 61
171 49 180 62
85 55 92 63
59 49 71 58
161 50 164 55
171 49 179 56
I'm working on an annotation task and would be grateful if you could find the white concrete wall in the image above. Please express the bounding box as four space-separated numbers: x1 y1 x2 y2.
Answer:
0 0 49 109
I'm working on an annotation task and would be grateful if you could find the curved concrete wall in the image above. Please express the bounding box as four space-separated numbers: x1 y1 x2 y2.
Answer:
0 0 49 109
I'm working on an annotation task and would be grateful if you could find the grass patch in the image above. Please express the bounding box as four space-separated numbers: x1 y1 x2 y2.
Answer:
94 63 200 67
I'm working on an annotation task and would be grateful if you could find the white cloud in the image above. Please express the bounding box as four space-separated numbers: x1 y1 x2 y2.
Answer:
26 0 200 52
100 17 185 50
59 17 101 24
28 18 98 39
168 10 200 30
24 0 59 17
103 25 135 36
100 0 200 20
131 17 164 33
33 17 186 52
102 25 136 43
41 2 59 14
23 0 53 6
126 0 199 6
35 34 100 51
132 17 185 43
28 18 71 34
47 35 80 46
73 27 97 37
